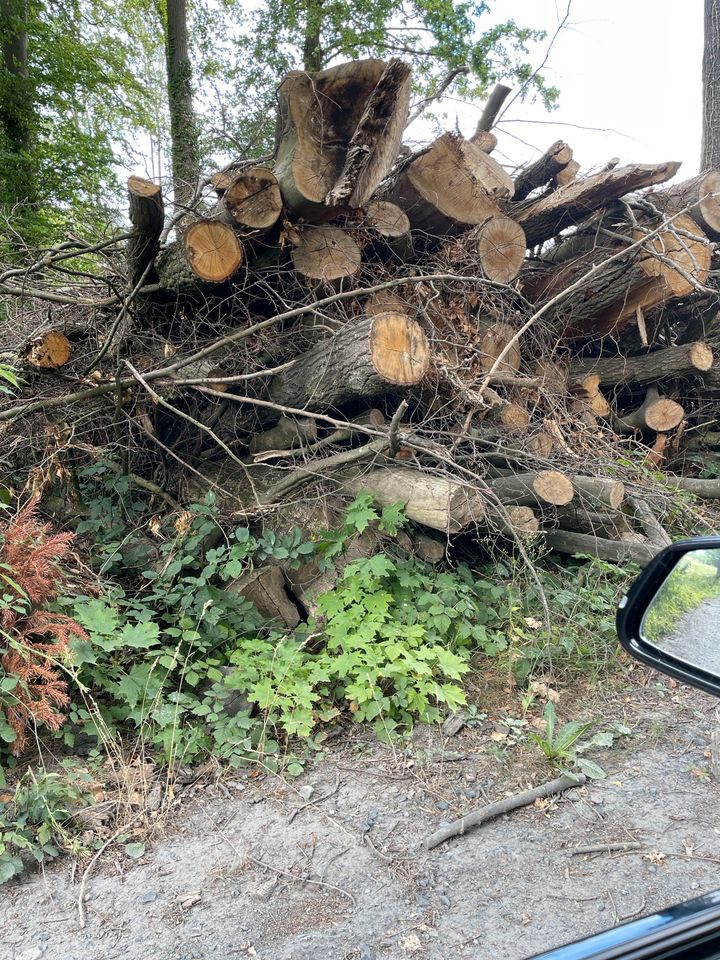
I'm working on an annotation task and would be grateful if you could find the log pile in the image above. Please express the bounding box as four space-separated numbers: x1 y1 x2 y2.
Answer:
4 56 720 574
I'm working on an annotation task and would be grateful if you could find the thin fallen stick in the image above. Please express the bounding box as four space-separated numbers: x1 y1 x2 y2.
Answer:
571 841 642 856
77 810 146 928
424 773 586 850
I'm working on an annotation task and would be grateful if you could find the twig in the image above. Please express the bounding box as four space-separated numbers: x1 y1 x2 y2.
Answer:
424 773 586 850
407 66 470 127
570 841 642 856
388 398 408 457
288 776 341 824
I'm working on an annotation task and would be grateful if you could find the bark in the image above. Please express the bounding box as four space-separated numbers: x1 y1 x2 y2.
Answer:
570 342 714 387
544 529 660 567
486 470 575 507
670 476 720 499
647 171 720 241
383 133 513 239
513 162 681 247
226 565 300 629
553 506 635 541
163 0 200 207
472 83 512 137
274 59 409 219
249 417 318 455
703 0 720 170
0 0 31 155
570 475 626 509
343 467 486 534
513 141 574 202
269 312 429 411
127 176 164 287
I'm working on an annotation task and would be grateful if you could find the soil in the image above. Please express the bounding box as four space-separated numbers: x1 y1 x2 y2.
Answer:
2 676 720 960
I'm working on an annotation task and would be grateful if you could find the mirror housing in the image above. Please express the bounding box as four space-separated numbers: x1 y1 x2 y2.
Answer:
617 536 720 698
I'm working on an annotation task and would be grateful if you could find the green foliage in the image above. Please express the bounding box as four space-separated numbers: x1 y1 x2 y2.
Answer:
0 767 91 883
528 702 629 780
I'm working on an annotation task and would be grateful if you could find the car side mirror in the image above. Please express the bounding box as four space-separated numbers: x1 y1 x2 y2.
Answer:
617 536 720 697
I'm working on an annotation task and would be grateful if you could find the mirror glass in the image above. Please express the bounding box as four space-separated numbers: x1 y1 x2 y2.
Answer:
640 549 720 678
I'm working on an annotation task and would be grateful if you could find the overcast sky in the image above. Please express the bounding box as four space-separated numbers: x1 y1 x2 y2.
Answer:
434 0 704 180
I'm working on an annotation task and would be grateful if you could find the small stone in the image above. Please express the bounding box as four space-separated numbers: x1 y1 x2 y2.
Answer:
438 894 451 907
464 787 479 799
368 808 379 821
416 893 430 908
298 785 315 801
17 949 44 960
139 891 157 904
359 945 375 960
435 800 449 811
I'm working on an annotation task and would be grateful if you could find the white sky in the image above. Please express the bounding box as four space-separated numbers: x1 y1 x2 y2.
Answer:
443 0 704 180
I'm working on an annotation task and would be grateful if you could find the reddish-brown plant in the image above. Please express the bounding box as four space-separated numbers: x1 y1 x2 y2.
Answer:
0 500 87 755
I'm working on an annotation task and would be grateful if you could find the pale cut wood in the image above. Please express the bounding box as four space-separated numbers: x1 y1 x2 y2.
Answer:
483 504 540 538
364 200 413 260
571 475 625 509
487 470 574 507
364 289 410 317
470 130 498 153
274 58 409 218
478 321 522 374
614 386 685 433
269 312 429 410
249 417 318 455
183 220 243 282
127 175 164 286
291 225 361 282
513 141 573 201
344 467 486 533
570 342 713 387
217 165 282 232
554 160 580 188
498 403 530 431
646 170 720 240
21 330 71 369
384 133 512 239
514 161 682 247
569 373 610 418
471 216 526 283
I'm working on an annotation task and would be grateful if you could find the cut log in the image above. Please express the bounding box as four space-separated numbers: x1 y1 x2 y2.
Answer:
182 220 243 283
470 130 498 154
646 170 720 240
669 476 720 499
249 417 318 455
513 161 681 247
513 141 574 202
486 470 574 507
470 216 526 283
614 386 685 433
569 374 610 418
383 132 513 239
325 58 412 208
570 342 713 387
477 320 521 374
343 466 486 533
544 529 660 567
472 83 512 137
21 329 71 369
216 165 282 234
571 475 625 509
291 225 361 283
482 504 540 538
127 175 164 287
226 565 300 629
269 312 429 410
413 532 446 563
364 289 410 317
553 506 635 541
364 200 413 260
554 160 580 188
274 58 410 219
498 402 530 431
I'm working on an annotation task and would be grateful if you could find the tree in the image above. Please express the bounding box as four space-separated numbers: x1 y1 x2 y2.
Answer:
702 0 720 170
160 0 200 206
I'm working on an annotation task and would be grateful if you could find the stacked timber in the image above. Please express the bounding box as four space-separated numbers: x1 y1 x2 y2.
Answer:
9 57 720 573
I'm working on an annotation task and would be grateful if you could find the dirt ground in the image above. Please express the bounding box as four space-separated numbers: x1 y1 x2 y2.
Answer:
2 675 720 960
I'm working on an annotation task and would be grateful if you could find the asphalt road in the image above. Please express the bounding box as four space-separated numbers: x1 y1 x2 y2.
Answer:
651 595 720 676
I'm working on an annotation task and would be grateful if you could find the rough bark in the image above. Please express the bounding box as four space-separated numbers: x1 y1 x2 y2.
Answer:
471 83 512 137
647 171 720 240
269 312 429 410
513 162 681 247
127 176 164 286
570 342 714 387
248 417 318 455
703 0 720 170
544 529 660 566
226 565 300 629
513 141 574 202
163 0 200 207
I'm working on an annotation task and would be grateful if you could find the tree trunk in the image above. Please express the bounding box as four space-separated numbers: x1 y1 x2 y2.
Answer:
249 417 318 456
226 565 300 629
513 161 681 247
127 176 164 286
274 58 409 219
383 133 513 239
0 0 34 209
471 83 512 138
269 312 429 410
513 141 574 201
614 386 685 433
570 342 714 387
163 0 200 207
544 529 660 566
486 470 575 507
646 171 720 241
302 0 323 71
703 0 720 170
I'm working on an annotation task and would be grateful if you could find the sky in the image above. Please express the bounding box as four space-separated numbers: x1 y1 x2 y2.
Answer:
427 0 705 181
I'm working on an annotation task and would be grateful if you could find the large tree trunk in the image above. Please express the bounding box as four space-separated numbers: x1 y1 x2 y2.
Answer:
269 312 429 410
163 0 200 207
0 0 34 210
703 0 720 170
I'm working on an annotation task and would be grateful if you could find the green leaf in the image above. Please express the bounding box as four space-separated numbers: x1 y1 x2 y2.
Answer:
576 758 607 780
345 493 377 533
74 598 118 636
119 621 160 649
124 842 145 859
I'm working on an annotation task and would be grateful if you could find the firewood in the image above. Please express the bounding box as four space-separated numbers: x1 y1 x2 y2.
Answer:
482 504 540 538
614 386 685 433
364 200 413 260
364 289 410 317
216 165 282 235
514 161 681 247
182 220 243 283
127 175 164 286
544 529 660 566
554 160 580 188
513 141 574 201
646 170 720 240
471 83 512 138
268 312 429 410
291 225 361 283
383 132 513 239
343 466 486 533
274 58 410 219
477 320 522 374
553 506 635 541
412 532 446 563
570 342 714 387
470 130 497 153
669 476 720 499
570 475 625 509
486 470 575 507
249 417 318 455
569 373 610 417
469 216 526 283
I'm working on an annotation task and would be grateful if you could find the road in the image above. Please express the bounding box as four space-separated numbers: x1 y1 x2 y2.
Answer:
651 595 720 676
